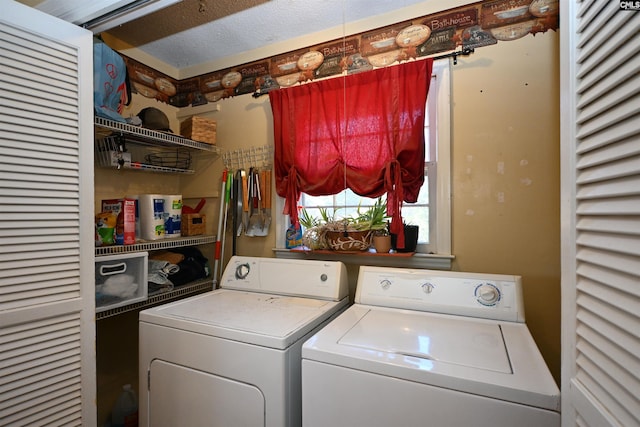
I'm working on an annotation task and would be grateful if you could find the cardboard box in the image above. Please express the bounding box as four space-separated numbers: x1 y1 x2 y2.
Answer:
101 198 136 245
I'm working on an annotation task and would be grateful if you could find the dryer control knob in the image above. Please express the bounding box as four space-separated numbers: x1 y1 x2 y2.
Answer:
380 279 392 290
475 283 500 306
235 263 251 280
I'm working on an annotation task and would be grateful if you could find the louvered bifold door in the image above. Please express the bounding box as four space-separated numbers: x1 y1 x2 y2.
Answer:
561 1 640 426
0 2 95 426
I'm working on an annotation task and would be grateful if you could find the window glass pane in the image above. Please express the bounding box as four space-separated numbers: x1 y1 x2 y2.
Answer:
303 194 333 207
425 102 431 162
300 178 429 243
402 205 429 244
302 207 322 223
341 190 364 208
416 175 429 205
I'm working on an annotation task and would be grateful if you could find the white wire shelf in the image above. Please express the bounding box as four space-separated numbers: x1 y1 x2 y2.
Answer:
95 235 217 319
96 278 213 320
108 162 195 174
95 116 220 153
95 235 216 256
94 116 219 173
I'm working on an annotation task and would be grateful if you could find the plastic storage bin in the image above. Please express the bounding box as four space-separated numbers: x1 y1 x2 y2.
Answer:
95 252 148 312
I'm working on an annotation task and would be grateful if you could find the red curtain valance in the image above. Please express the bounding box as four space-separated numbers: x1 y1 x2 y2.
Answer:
269 59 433 246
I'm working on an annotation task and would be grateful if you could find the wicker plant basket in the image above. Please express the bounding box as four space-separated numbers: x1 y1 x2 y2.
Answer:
325 230 372 252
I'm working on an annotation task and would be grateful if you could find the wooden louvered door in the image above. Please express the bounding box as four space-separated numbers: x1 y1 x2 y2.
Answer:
561 1 640 426
0 2 95 426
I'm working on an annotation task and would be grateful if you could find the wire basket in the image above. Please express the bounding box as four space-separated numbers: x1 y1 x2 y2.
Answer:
95 134 130 168
145 149 192 169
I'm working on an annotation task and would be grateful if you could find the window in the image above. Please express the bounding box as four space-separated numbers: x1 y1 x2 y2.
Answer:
275 59 451 256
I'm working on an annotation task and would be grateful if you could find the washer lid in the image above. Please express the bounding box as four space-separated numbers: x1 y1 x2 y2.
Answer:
303 305 560 411
338 309 511 373
141 289 346 349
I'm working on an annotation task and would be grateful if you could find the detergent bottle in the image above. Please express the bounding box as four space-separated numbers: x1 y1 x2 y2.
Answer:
111 384 138 427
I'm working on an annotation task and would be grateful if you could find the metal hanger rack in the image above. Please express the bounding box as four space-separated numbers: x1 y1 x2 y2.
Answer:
222 145 273 170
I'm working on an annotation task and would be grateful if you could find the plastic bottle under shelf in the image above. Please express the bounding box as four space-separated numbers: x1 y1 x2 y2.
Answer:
111 384 138 427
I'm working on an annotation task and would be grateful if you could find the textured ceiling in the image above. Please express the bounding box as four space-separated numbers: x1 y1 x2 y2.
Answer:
104 0 435 75
106 0 270 69
21 0 470 76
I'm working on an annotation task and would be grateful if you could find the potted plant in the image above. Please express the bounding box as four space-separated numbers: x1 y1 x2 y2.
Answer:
357 197 392 253
299 197 390 252
391 222 419 253
372 225 392 253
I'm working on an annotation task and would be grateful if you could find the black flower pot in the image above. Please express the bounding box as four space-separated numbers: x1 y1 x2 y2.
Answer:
391 224 419 253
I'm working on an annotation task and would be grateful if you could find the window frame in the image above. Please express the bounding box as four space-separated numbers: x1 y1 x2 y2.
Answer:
274 59 452 267
428 58 452 255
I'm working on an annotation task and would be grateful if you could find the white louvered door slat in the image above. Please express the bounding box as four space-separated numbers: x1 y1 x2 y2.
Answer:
578 217 640 237
0 2 95 426
562 1 640 426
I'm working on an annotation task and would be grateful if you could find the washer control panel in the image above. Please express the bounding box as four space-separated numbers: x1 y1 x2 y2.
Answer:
356 266 524 322
475 282 501 306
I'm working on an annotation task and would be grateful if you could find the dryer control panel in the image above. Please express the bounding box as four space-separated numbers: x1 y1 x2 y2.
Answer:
355 266 525 322
220 256 349 301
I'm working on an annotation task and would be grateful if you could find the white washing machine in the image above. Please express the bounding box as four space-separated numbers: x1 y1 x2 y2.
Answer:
139 256 349 427
302 265 560 427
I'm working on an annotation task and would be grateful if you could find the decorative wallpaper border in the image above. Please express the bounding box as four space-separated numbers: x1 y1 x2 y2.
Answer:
123 0 558 107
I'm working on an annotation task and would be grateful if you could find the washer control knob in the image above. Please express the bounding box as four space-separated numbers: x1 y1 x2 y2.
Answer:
475 283 500 306
421 283 435 294
320 274 328 282
380 279 392 290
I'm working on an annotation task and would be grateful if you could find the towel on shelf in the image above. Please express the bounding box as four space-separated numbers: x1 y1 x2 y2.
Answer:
148 259 179 293
149 250 185 265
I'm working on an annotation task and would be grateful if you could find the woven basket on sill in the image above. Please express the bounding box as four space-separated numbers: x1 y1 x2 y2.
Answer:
144 149 192 169
325 230 372 252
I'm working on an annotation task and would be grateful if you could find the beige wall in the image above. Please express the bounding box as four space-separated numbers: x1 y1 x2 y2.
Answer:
450 31 561 383
200 95 277 258
104 30 561 384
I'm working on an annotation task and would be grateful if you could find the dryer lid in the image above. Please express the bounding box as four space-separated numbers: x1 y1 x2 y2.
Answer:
338 309 511 373
145 289 345 348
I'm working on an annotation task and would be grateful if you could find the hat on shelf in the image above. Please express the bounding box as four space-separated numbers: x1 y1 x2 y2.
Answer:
138 107 172 132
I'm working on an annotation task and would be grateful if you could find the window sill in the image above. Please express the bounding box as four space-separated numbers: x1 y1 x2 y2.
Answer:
273 248 454 270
